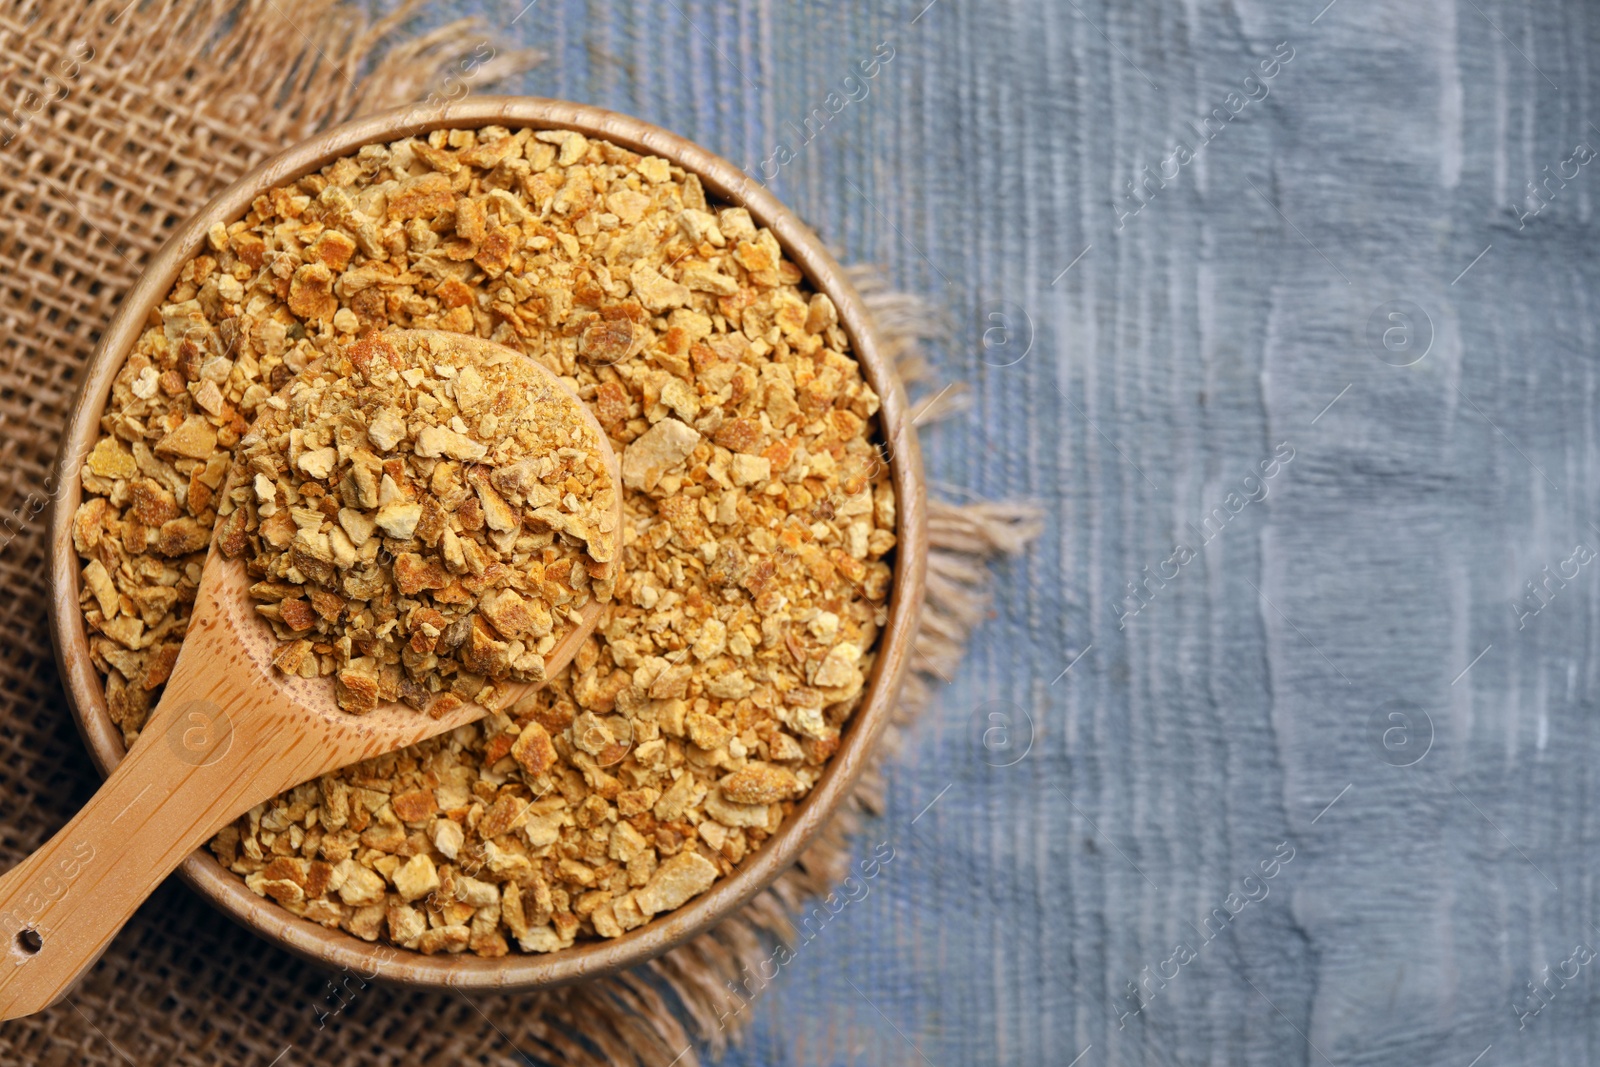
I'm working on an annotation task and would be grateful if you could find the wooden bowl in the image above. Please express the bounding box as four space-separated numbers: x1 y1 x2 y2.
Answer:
45 98 927 991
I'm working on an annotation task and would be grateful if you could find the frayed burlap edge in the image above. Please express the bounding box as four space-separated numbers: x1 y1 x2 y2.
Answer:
20 0 543 141
0 3 1041 1064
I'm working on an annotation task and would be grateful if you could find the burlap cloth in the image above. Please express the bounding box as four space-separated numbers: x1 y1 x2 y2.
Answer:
0 2 1040 1063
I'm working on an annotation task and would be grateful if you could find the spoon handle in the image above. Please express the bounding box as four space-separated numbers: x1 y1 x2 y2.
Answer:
0 666 328 1020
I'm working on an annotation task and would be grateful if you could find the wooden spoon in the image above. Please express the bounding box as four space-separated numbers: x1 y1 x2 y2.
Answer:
0 334 621 1020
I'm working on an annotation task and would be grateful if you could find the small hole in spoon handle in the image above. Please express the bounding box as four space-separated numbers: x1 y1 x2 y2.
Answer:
15 929 41 955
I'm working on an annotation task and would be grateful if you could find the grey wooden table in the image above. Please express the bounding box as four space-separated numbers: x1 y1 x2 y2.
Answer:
396 1 1600 1063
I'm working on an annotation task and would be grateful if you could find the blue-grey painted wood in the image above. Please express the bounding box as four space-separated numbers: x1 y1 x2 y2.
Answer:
386 1 1600 1063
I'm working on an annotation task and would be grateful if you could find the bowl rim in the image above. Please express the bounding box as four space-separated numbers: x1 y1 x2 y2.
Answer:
46 96 927 991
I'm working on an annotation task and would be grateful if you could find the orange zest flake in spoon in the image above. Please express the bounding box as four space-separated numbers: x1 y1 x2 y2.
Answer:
225 329 620 716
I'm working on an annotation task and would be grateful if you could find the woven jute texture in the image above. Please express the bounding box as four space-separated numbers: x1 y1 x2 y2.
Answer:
0 3 1041 1064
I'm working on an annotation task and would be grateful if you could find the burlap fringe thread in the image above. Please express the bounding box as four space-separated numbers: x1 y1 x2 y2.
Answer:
0 3 1042 1064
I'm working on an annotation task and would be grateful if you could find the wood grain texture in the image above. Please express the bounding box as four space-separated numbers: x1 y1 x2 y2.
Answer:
399 0 1600 1064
